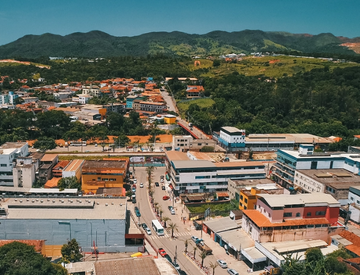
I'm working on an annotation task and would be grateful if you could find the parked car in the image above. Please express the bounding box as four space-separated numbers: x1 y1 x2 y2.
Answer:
140 183 144 188
170 208 175 215
133 179 137 184
134 206 141 217
145 228 152 235
217 260 227 268
160 175 164 180
132 197 136 203
161 185 165 190
163 196 170 200
155 182 159 187
191 236 199 243
158 248 167 257
142 223 147 229
132 187 136 193
173 263 180 270
227 268 239 275
160 179 164 183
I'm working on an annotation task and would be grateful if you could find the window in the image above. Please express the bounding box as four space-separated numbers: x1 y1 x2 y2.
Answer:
283 212 292 217
311 161 317 169
296 213 301 217
240 202 243 206
244 198 248 203
357 200 360 204
307 212 311 217
240 195 243 200
0 164 6 167
316 211 326 216
351 197 354 201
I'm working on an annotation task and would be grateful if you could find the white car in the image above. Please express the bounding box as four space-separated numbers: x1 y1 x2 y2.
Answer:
133 179 137 184
227 269 239 275
146 228 152 235
140 183 144 188
217 259 227 268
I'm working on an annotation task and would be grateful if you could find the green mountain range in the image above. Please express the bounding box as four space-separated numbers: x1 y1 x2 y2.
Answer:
0 30 359 58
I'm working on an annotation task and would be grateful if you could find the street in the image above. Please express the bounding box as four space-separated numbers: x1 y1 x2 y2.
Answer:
128 167 257 275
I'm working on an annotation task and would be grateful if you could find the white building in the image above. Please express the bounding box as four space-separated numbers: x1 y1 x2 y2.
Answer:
217 126 246 152
165 151 265 194
12 157 36 188
82 85 100 97
78 94 92 104
0 142 29 186
349 186 360 223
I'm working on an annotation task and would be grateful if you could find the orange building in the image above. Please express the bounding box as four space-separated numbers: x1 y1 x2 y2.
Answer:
81 159 129 194
239 187 262 210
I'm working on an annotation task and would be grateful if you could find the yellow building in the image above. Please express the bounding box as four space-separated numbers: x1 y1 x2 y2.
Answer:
239 187 261 210
164 115 176 124
81 159 129 194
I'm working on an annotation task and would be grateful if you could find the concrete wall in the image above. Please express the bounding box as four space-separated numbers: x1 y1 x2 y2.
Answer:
0 218 134 253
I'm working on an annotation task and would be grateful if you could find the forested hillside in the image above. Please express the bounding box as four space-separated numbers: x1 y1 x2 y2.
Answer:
0 30 359 58
179 66 360 138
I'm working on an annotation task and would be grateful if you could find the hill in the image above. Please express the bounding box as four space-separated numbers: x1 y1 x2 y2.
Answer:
0 30 359 58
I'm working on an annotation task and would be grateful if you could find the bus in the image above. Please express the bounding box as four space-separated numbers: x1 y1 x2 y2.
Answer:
152 219 164 236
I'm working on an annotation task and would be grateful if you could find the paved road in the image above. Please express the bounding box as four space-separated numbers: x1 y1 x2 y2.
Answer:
161 87 178 113
129 167 249 275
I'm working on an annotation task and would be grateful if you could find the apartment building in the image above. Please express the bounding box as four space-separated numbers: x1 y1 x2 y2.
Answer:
242 193 344 242
349 186 360 223
38 154 59 184
0 142 29 186
165 151 265 194
172 135 216 151
273 144 360 189
139 101 166 113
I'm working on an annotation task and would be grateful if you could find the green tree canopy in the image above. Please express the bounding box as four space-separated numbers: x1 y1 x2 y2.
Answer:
58 177 81 191
33 137 57 151
61 239 82 264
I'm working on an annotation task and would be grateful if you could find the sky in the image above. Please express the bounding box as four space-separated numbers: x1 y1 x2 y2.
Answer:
1 0 360 46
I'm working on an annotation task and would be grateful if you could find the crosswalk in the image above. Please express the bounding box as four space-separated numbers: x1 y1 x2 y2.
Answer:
147 231 191 240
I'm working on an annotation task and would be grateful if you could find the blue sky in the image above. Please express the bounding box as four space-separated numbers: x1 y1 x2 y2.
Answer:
1 0 359 46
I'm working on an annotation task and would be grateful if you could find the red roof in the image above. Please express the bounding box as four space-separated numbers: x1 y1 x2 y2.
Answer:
0 240 45 252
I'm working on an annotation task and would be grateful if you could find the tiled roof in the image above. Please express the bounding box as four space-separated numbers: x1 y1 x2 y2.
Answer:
44 177 61 188
243 209 330 227
0 240 45 252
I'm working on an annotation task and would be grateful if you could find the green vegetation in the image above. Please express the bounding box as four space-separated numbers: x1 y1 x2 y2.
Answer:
58 176 81 191
0 30 359 58
61 239 82 264
177 98 215 115
0 241 68 275
187 200 239 214
281 247 353 275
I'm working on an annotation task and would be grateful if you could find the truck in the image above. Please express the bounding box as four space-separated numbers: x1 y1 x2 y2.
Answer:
195 239 212 255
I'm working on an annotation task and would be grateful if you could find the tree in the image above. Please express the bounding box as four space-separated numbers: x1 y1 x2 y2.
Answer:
146 165 156 188
33 137 57 151
200 146 214 152
184 239 189 253
213 60 220 67
167 222 179 238
114 134 130 148
200 250 208 267
162 216 170 228
58 176 81 191
209 261 218 275
193 246 197 260
61 239 82 263
0 241 66 275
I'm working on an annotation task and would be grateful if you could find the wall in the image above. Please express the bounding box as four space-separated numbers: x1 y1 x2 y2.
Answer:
0 219 136 253
257 199 283 223
326 207 340 224
294 171 325 193
258 227 331 243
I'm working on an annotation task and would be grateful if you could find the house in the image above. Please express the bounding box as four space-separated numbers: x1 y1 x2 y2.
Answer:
242 193 344 243
78 94 92 104
38 154 59 184
62 159 84 181
172 135 216 151
349 186 360 223
186 85 204 98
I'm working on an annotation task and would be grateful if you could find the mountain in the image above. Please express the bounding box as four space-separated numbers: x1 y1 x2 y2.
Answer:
0 30 359 58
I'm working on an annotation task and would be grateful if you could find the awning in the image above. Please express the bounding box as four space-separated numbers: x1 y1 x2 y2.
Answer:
241 247 267 264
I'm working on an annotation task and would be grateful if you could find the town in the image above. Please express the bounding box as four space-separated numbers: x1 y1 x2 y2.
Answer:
0 69 360 275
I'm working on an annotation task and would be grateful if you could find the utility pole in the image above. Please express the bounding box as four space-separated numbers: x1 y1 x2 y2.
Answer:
174 245 177 264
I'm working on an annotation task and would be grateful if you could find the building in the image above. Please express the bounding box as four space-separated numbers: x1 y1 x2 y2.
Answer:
62 159 84 180
228 178 277 201
216 127 246 152
165 151 265 194
163 114 176 124
242 193 344 243
81 159 129 194
139 102 166 113
78 94 92 104
172 135 216 151
12 157 36 189
273 144 360 189
82 85 100 97
126 95 138 109
52 161 70 178
0 142 29 186
239 186 284 211
186 85 204 98
349 186 360 223
38 154 59 184
293 169 360 201
0 197 143 257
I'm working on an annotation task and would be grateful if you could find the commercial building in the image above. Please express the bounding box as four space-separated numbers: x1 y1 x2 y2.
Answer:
78 94 92 104
293 169 360 201
242 193 344 242
216 127 246 152
12 157 36 189
81 159 129 194
0 142 29 186
52 161 70 178
238 186 284 211
165 151 265 194
0 197 143 257
139 102 167 113
228 178 278 201
273 144 360 189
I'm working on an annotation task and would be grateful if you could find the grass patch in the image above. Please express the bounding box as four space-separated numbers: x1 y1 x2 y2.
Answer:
187 200 239 214
177 98 215 116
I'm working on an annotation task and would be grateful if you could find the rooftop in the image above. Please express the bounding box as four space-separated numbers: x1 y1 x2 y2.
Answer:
0 142 27 150
297 169 360 189
44 177 61 188
258 193 341 208
165 151 191 161
243 210 330 227
221 126 245 134
0 240 45 253
82 160 127 170
63 159 84 172
41 154 58 162
246 133 334 144
3 197 127 220
203 217 241 233
172 160 215 169
230 178 275 186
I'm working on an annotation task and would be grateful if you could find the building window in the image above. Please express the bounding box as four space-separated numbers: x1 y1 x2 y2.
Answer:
316 211 326 216
240 195 243 200
307 212 311 217
357 200 360 204
296 213 301 217
0 164 6 167
244 198 248 203
351 197 354 201
283 212 292 217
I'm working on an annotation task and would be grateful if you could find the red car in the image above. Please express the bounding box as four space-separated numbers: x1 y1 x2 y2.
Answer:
163 195 170 201
158 248 167 257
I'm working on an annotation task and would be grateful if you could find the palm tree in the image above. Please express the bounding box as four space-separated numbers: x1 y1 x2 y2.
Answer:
146 165 156 188
209 262 218 275
167 222 178 238
162 217 170 228
193 246 197 260
184 239 189 253
154 202 158 213
159 208 163 219
200 250 208 268
149 190 154 203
